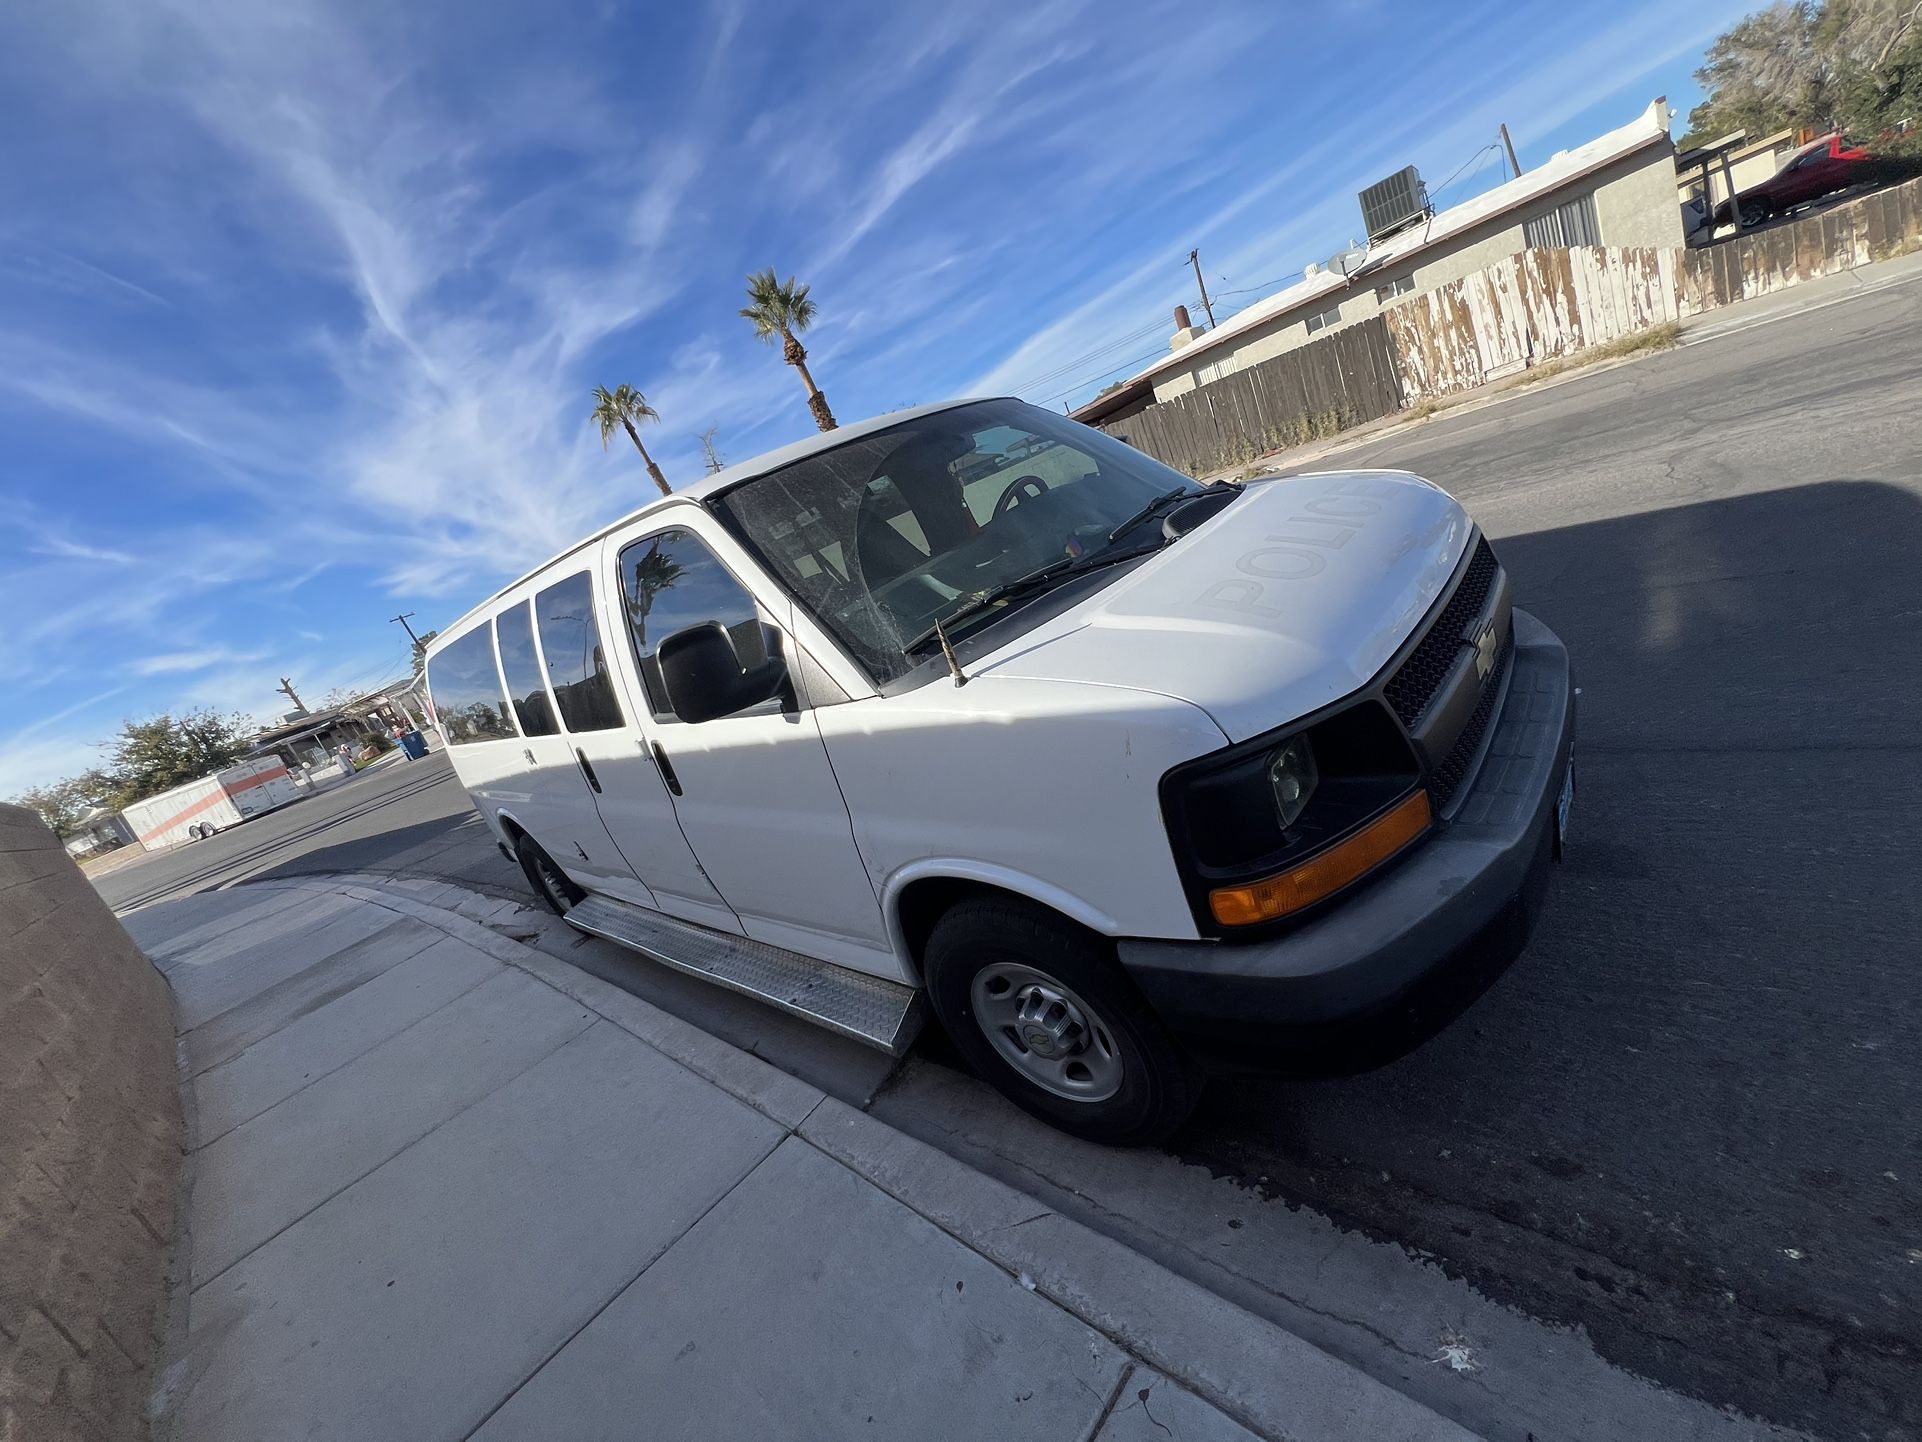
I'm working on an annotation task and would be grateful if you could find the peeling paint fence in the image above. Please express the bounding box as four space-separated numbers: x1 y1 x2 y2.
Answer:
1097 176 1922 471
1392 177 1922 399
1384 246 1681 399
1678 174 1922 311
1095 316 1403 477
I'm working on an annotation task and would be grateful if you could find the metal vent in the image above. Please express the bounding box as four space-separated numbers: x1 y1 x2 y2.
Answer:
1359 166 1431 243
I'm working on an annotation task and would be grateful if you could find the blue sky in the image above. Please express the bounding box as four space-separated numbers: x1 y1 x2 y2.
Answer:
0 0 1751 795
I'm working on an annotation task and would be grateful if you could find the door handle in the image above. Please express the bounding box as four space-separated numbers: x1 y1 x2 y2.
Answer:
575 749 603 794
651 742 683 796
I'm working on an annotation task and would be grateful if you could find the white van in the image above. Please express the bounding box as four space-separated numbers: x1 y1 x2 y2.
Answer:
427 398 1573 1144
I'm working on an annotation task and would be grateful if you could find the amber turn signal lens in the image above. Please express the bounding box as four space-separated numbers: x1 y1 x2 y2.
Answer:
1209 790 1433 927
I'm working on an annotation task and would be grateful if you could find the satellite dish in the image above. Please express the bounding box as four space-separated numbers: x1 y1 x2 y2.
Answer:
1326 245 1369 277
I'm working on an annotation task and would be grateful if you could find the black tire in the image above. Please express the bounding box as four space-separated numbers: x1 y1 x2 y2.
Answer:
515 832 584 915
922 897 1202 1147
1737 197 1772 228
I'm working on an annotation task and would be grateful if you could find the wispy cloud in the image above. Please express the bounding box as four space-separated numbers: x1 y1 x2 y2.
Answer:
130 647 269 677
29 536 136 565
0 0 1743 795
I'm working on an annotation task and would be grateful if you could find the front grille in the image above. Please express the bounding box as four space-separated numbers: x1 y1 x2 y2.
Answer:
1383 537 1499 727
1430 630 1512 805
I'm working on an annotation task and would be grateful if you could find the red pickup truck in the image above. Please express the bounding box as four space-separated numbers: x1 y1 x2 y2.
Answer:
1715 133 1874 228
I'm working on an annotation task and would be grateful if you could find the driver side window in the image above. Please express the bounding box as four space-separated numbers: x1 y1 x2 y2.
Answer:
619 529 769 721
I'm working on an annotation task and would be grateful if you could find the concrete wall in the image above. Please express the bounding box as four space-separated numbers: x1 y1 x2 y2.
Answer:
1 803 180 1442
1151 143 1687 403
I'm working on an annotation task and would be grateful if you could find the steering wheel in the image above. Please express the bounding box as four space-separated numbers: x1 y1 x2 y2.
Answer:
993 474 1049 518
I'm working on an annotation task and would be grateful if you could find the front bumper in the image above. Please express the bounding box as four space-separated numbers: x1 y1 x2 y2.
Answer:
1118 608 1575 1073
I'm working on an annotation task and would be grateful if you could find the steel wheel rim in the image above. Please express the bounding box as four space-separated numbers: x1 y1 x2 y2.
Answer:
969 962 1123 1102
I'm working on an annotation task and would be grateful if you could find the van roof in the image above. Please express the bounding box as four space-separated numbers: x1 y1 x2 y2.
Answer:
428 397 995 651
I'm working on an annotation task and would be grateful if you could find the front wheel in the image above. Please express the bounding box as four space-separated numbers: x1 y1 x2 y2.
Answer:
923 897 1202 1146
515 833 584 915
1736 197 1772 228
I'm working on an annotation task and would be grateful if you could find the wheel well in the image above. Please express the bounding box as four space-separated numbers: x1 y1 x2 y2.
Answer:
495 813 528 849
894 876 1091 975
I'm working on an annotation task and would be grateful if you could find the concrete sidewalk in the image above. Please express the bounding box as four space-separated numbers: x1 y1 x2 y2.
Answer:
131 875 1475 1442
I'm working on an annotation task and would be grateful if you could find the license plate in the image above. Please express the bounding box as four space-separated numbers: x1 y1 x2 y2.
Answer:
1555 764 1575 849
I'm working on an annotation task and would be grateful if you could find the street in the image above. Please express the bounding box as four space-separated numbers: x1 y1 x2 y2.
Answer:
96 273 1922 1440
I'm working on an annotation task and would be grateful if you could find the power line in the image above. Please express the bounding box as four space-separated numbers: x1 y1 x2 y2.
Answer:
1007 314 1175 394
1040 343 1171 407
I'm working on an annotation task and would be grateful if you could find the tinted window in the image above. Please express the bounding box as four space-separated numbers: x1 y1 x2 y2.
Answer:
532 572 625 732
494 601 558 737
619 530 765 720
427 626 515 745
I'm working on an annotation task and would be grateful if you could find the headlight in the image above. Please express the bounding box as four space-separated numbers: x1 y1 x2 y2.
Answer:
1159 701 1423 934
1265 736 1318 829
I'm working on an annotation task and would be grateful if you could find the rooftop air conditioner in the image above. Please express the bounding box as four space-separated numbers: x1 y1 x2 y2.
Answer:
1359 166 1430 243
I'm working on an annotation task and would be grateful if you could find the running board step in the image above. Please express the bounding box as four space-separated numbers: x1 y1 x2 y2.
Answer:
563 894 926 1055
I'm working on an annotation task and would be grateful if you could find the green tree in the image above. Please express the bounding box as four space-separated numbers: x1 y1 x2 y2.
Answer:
14 777 90 836
1683 3 1832 146
590 385 673 497
1683 1 1922 147
107 709 255 806
740 269 836 431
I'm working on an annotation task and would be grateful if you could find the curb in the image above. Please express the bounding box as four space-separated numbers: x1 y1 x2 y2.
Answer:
248 872 1480 1442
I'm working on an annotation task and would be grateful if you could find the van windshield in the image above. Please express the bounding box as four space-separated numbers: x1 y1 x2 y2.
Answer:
713 399 1205 685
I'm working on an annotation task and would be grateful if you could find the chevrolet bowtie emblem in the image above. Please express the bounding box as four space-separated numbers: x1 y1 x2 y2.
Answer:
1467 621 1499 681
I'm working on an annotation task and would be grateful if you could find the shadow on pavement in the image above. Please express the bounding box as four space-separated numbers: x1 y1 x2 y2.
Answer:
1181 479 1922 1439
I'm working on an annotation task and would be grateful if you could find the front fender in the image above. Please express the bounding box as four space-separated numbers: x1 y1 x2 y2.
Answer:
880 858 1124 986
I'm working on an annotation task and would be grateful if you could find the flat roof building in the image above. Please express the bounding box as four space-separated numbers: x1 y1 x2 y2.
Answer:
1075 99 1684 424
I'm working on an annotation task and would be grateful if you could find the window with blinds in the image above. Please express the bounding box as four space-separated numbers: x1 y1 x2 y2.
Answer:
1522 192 1600 248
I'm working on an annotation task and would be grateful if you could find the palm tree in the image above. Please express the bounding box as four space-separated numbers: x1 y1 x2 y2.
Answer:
590 384 672 497
739 268 836 431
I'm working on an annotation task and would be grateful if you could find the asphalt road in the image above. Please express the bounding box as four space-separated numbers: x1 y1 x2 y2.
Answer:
94 271 1922 1439
1160 274 1922 1435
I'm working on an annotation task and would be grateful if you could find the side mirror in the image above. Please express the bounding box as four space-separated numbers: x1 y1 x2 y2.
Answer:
657 621 788 724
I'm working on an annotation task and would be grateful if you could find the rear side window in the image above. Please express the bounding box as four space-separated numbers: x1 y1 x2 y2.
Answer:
494 601 558 737
532 571 625 732
427 626 515 744
618 529 766 721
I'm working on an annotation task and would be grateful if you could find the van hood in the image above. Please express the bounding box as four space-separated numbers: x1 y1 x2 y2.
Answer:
979 470 1472 743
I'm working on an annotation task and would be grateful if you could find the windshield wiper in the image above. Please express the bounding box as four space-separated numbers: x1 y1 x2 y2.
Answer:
903 551 1138 656
1107 485 1197 544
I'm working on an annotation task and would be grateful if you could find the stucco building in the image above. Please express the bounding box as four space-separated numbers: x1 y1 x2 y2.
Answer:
1078 99 1686 421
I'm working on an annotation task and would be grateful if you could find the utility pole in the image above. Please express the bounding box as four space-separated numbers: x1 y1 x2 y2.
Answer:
1499 123 1522 180
277 677 306 712
1187 249 1217 328
389 612 422 648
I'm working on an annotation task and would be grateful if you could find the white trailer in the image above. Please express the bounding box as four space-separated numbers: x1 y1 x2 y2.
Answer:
120 758 303 851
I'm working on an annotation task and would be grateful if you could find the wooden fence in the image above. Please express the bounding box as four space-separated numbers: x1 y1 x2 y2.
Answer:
1095 315 1402 477
1385 246 1681 399
1095 175 1922 471
1679 174 1922 311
